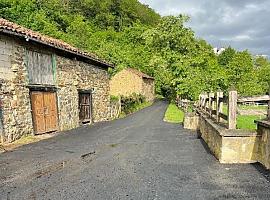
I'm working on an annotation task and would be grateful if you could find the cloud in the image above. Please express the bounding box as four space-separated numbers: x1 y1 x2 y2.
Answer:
139 0 270 56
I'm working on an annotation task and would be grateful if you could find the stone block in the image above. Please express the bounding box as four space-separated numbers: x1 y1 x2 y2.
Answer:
183 112 199 130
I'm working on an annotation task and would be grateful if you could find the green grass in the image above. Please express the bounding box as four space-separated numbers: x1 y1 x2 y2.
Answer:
237 115 266 130
164 103 185 123
238 105 267 110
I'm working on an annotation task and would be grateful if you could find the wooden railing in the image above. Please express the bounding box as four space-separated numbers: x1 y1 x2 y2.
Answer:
176 99 194 112
197 90 270 129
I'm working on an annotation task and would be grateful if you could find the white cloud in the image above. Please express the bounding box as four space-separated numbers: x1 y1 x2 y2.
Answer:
139 0 270 56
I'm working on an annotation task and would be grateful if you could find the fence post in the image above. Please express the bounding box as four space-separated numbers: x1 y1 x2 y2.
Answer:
216 91 222 122
267 89 270 121
209 92 214 117
228 90 237 129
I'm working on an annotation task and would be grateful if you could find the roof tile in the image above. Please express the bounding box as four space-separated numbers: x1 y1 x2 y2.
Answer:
0 18 112 67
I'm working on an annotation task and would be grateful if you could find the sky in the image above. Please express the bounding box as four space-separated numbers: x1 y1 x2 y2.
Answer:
139 0 270 57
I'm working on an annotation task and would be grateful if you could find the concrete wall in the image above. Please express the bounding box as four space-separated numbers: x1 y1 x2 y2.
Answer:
0 34 110 143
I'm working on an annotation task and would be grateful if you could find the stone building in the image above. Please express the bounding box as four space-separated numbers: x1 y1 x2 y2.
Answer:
110 68 155 102
0 19 113 143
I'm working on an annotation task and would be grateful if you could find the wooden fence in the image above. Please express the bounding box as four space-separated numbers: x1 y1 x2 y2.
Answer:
197 90 270 130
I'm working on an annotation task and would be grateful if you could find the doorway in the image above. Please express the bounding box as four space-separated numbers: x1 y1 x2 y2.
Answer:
78 91 93 123
30 91 58 134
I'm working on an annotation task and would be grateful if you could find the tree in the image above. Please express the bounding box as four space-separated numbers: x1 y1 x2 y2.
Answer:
218 46 236 67
226 51 263 96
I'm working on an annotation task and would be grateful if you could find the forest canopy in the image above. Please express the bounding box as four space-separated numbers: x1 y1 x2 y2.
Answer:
0 0 269 100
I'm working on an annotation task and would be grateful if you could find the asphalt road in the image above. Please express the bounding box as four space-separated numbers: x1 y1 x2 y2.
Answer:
0 100 270 200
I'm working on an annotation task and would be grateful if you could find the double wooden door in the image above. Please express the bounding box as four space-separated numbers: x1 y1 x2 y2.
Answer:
31 91 58 134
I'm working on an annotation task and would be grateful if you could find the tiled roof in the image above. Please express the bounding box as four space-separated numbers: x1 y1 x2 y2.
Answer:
0 18 113 68
126 68 154 80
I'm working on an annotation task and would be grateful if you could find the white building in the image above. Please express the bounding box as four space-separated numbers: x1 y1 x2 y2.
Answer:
213 47 226 55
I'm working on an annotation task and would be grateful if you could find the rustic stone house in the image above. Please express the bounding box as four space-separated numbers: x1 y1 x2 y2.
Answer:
0 19 113 143
110 68 155 101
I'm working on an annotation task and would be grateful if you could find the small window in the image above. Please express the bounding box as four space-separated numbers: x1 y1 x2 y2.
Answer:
78 91 93 123
26 50 55 85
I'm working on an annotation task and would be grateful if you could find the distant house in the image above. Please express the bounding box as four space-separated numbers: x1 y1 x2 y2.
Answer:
213 47 226 55
110 68 155 102
0 19 113 143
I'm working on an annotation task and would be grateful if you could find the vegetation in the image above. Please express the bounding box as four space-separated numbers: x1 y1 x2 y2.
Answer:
164 104 184 123
237 115 265 130
0 0 269 101
110 95 120 103
120 93 147 115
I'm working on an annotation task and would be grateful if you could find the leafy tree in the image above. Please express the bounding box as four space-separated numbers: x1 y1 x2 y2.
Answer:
218 46 236 67
226 51 264 96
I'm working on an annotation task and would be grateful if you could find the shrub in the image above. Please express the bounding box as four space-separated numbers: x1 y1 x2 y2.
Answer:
110 95 120 103
121 93 146 114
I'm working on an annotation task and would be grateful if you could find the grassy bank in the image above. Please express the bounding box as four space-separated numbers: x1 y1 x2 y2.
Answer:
164 104 184 123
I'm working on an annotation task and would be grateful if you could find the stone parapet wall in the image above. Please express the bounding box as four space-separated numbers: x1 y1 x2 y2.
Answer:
256 121 270 169
191 111 270 169
197 112 261 164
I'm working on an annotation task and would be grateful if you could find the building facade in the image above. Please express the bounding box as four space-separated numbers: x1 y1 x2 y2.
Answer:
0 19 112 143
110 68 155 102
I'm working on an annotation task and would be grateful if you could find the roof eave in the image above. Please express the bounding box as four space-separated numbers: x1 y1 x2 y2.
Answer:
0 29 114 69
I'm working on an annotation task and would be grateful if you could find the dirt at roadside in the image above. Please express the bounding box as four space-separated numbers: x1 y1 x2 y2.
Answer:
0 133 58 153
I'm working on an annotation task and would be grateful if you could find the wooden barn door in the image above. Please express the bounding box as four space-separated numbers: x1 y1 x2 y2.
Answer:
31 91 58 134
31 92 46 133
79 92 92 123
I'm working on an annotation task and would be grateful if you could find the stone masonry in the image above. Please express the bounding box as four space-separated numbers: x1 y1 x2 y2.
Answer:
110 68 155 102
0 34 110 143
57 57 110 131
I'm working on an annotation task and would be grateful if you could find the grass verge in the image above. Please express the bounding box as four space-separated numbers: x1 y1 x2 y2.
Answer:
164 103 184 123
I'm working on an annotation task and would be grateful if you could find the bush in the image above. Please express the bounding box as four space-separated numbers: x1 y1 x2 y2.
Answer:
121 93 146 114
110 95 120 103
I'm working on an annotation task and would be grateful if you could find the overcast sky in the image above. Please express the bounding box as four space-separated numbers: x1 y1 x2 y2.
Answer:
139 0 270 57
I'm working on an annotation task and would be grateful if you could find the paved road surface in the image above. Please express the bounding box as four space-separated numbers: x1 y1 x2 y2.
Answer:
0 101 270 200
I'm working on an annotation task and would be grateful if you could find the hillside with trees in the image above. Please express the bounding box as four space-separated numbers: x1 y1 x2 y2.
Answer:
0 0 269 100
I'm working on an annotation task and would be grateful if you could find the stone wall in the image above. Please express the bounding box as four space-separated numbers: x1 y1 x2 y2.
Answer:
198 112 260 164
0 35 34 143
57 57 110 131
110 69 142 97
108 99 121 120
256 121 270 169
142 78 155 102
0 34 110 143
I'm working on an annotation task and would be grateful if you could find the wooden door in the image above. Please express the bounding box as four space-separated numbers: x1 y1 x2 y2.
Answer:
79 92 92 123
31 92 46 133
31 91 58 134
43 92 58 132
